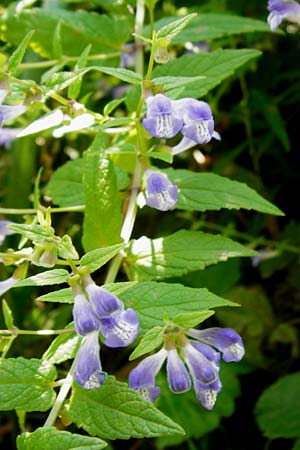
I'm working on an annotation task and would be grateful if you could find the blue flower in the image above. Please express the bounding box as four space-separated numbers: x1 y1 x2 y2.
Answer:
267 0 300 31
128 325 244 410
171 98 220 155
0 220 16 245
71 275 140 389
145 170 178 212
142 94 183 138
0 275 19 297
74 331 105 389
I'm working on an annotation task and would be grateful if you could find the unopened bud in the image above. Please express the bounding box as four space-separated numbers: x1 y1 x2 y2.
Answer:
32 242 57 268
155 38 170 64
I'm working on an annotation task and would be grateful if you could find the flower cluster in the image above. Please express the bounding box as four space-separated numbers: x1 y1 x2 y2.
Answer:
267 0 300 31
71 274 139 389
129 325 244 410
142 94 220 155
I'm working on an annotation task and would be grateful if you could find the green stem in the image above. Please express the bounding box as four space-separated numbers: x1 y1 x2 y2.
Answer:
19 52 121 70
0 205 85 215
43 358 77 428
0 328 74 336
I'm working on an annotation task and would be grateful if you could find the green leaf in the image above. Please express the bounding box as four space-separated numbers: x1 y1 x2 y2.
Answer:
125 230 256 280
1 9 131 58
0 358 56 411
82 133 123 251
80 243 124 273
36 288 73 304
103 98 124 116
255 373 300 438
14 269 69 288
93 66 142 84
2 299 15 329
43 331 80 365
57 235 79 260
7 30 35 74
173 310 214 329
129 326 164 361
45 159 84 207
152 49 261 99
52 19 63 59
69 376 184 439
8 223 55 243
156 13 197 41
119 281 238 333
164 169 284 215
68 44 91 100
149 13 271 43
146 150 173 164
17 427 107 450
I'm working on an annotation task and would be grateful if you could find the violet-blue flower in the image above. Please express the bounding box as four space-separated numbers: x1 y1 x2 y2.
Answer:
129 323 244 410
187 327 245 362
83 275 123 318
72 289 100 336
145 170 178 212
142 94 183 138
74 330 105 389
0 220 16 245
100 307 139 348
267 0 300 31
173 98 220 149
0 90 27 126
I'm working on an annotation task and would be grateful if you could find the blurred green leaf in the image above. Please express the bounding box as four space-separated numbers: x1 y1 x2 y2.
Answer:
17 427 107 450
43 331 80 365
255 373 300 438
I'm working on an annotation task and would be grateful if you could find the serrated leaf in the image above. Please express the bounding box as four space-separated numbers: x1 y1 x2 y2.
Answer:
0 358 56 411
2 299 15 329
14 269 69 287
69 376 184 439
43 331 80 365
173 310 214 328
82 133 122 251
149 13 271 43
7 30 34 74
80 243 125 273
45 159 84 207
119 281 238 333
157 13 197 40
164 169 284 215
129 326 164 361
17 427 107 450
1 9 131 58
152 49 261 99
125 230 256 281
255 373 300 439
